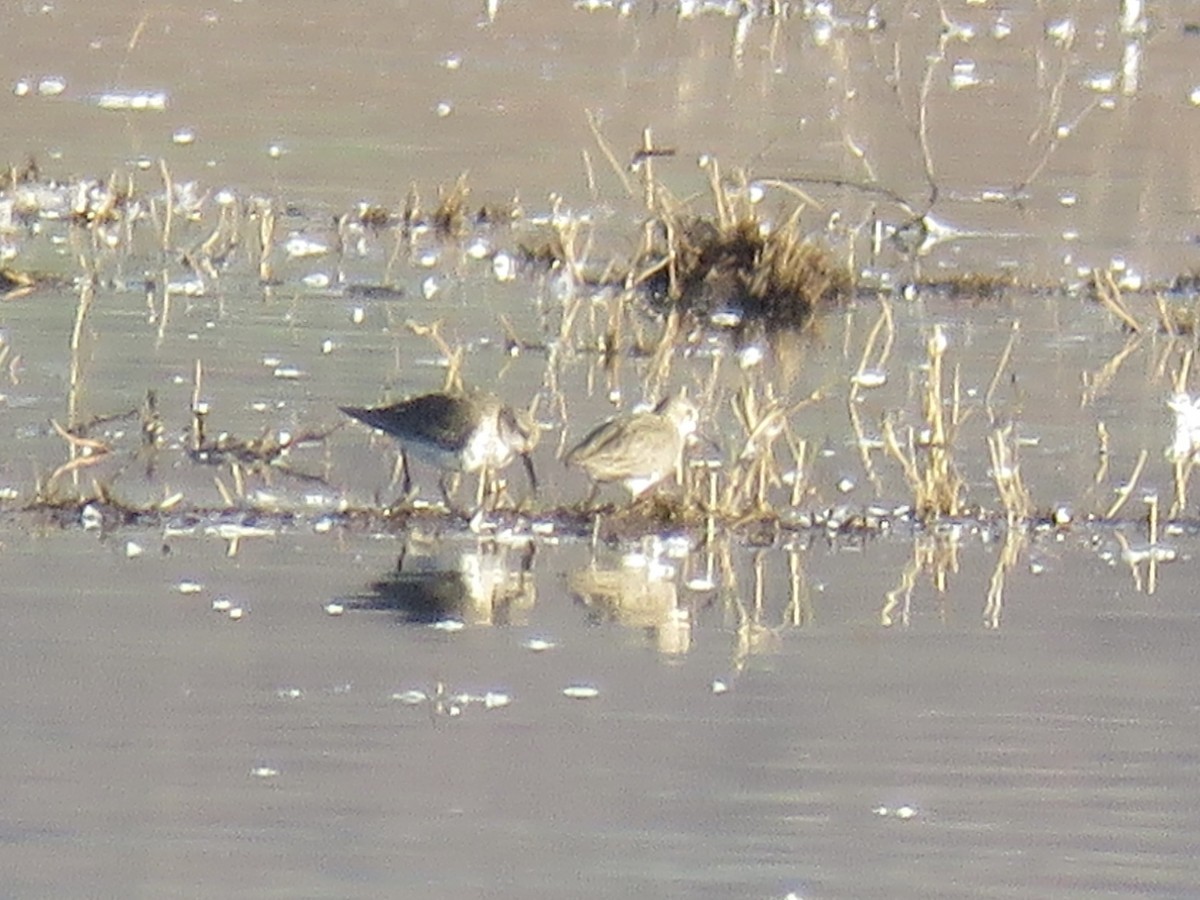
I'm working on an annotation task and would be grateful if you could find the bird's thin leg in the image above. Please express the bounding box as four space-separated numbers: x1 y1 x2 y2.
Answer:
521 454 538 496
476 466 489 512
583 482 600 511
400 450 413 498
386 450 415 510
439 472 457 508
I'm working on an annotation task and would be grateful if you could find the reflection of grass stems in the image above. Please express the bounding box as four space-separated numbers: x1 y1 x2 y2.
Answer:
983 320 1019 419
983 524 1025 630
848 300 894 495
1147 493 1160 595
1090 267 1141 332
190 359 205 453
1092 421 1110 490
785 546 812 627
257 200 275 283
1082 332 1142 407
1104 449 1147 519
882 535 935 627
159 158 174 253
1170 458 1193 520
584 109 634 198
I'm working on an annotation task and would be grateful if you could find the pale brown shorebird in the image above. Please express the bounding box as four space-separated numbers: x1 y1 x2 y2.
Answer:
564 392 699 506
340 391 538 512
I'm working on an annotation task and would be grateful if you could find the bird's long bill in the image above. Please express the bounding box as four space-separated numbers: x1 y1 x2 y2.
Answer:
522 452 539 494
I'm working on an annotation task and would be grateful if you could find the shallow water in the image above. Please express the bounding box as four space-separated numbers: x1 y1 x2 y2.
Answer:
4 1 1200 897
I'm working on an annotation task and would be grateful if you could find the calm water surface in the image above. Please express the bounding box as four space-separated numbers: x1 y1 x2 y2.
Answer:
3 1 1200 897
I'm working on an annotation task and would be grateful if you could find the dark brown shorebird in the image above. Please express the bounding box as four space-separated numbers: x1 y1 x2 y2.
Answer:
341 391 538 511
564 392 699 505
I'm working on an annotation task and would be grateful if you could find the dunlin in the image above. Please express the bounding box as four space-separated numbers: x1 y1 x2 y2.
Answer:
341 391 538 510
564 392 699 504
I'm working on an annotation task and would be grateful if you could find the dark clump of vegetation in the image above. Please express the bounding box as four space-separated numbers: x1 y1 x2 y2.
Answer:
630 163 852 331
919 271 1017 300
0 157 39 191
641 214 851 329
1168 269 1200 296
1 266 64 300
402 174 518 239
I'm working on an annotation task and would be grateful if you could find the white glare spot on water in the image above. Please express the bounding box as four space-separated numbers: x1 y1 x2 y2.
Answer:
737 345 764 368
492 252 515 281
1167 392 1200 462
851 368 887 388
172 128 195 145
250 766 278 778
81 503 102 530
37 76 66 96
1190 86 1200 107
524 637 556 652
284 234 328 259
96 90 167 111
392 690 428 705
435 101 453 117
710 310 742 328
268 143 283 159
1121 40 1140 96
949 60 980 90
441 54 462 70
1045 18 1074 46
562 685 599 699
276 688 303 699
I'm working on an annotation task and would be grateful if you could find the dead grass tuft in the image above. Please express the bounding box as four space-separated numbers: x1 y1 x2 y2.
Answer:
635 167 851 329
921 271 1017 300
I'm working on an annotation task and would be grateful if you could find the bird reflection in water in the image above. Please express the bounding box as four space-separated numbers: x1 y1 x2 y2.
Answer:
347 534 536 626
568 542 690 655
